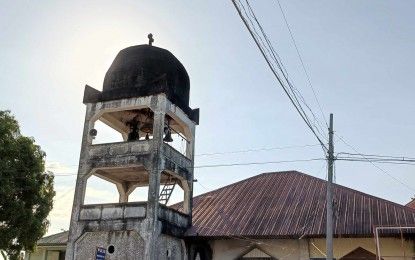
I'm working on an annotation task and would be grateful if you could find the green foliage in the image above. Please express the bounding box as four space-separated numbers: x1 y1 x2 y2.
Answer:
0 111 55 260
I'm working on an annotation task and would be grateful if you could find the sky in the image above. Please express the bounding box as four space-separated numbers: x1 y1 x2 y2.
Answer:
1 0 415 236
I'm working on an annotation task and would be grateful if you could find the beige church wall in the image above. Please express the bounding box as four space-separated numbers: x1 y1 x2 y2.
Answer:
44 251 59 260
25 246 65 260
309 237 414 260
209 238 309 260
25 250 44 260
209 237 414 260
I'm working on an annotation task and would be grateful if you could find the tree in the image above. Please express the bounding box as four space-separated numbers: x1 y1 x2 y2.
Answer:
0 110 55 260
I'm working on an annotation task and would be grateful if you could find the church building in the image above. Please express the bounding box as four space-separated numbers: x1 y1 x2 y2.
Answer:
25 38 415 260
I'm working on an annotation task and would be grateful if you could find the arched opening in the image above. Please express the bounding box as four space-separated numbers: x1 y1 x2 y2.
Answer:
164 130 189 156
129 186 149 202
164 112 193 158
87 166 150 203
159 172 186 211
84 175 118 205
90 107 157 145
89 108 194 159
92 120 124 145
166 180 184 206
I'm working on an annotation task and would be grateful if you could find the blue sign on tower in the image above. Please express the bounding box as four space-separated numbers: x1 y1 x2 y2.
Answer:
95 247 106 260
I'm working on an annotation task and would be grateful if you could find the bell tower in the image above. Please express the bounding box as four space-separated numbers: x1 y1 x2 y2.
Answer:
66 36 199 260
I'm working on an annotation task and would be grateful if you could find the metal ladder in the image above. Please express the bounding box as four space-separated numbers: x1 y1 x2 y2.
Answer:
159 180 177 205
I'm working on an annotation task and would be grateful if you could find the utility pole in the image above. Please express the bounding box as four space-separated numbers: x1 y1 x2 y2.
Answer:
326 113 334 260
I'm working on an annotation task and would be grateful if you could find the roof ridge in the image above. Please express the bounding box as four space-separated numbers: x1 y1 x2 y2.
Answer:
40 231 68 239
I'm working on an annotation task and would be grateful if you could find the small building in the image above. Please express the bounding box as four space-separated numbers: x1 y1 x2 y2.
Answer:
26 231 67 260
26 171 415 260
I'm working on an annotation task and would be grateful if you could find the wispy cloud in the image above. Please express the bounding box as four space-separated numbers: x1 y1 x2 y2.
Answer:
46 161 76 174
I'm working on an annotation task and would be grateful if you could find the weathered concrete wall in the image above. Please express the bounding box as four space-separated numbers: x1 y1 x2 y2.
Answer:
157 234 187 260
88 140 152 169
74 231 144 260
79 202 146 221
158 205 190 229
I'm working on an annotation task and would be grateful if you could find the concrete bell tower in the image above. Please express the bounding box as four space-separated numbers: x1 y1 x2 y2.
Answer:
66 36 199 260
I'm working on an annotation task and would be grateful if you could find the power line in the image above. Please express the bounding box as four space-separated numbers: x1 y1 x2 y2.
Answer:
54 187 74 201
337 152 415 161
5 157 325 178
232 0 328 152
243 0 328 142
335 133 415 193
275 0 328 128
337 151 415 165
337 158 415 166
236 0 325 140
68 158 324 174
242 1 328 141
194 158 324 169
195 181 210 191
45 143 322 168
196 143 321 156
5 157 325 191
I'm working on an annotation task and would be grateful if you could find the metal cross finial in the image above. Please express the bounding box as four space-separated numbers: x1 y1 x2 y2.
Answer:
148 33 154 46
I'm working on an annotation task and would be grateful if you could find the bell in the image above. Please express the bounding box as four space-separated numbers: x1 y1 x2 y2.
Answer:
145 133 150 140
127 129 139 141
140 123 153 134
163 128 173 142
127 118 139 141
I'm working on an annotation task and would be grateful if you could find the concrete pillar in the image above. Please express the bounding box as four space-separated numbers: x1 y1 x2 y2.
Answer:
144 97 166 260
183 180 192 215
65 103 96 260
116 183 129 203
188 125 196 223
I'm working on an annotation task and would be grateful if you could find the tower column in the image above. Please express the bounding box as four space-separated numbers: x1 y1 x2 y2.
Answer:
145 99 166 260
65 103 95 260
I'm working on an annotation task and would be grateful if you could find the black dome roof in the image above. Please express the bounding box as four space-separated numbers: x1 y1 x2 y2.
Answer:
102 44 190 111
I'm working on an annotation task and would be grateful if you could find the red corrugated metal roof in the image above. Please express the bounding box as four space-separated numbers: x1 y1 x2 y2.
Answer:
407 199 415 209
183 171 415 238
